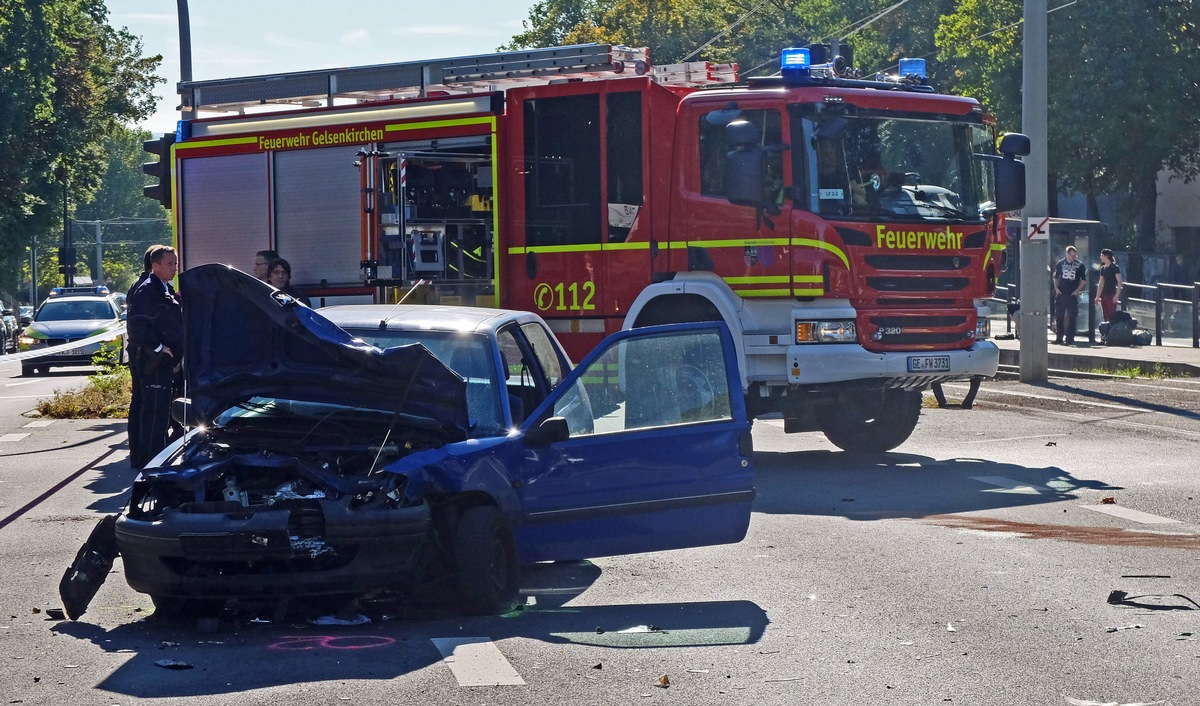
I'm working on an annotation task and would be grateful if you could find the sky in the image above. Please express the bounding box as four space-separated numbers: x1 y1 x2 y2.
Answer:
105 0 537 135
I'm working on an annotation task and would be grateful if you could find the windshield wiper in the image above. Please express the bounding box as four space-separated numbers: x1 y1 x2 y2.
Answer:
916 201 969 219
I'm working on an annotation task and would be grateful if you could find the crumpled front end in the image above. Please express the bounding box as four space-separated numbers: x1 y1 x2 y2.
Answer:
115 432 439 601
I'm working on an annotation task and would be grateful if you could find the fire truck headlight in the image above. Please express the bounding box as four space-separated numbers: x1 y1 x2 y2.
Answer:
976 317 991 340
796 320 856 344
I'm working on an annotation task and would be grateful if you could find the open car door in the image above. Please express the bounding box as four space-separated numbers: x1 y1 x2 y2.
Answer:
512 321 754 562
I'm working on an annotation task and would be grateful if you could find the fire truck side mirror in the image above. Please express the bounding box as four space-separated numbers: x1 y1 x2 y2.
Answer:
998 132 1031 157
143 133 177 209
993 132 1030 213
724 120 768 208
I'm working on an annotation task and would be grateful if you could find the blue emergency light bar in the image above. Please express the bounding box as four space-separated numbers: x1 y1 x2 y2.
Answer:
780 47 811 78
898 58 926 79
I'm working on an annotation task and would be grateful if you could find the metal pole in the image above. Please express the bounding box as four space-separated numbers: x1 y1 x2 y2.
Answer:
1019 0 1049 382
176 0 193 121
63 180 74 287
94 221 104 286
29 239 37 305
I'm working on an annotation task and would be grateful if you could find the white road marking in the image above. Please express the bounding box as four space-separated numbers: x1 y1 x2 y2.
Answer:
5 380 36 387
970 476 1045 495
430 637 525 687
23 420 53 428
1082 505 1181 524
0 433 30 442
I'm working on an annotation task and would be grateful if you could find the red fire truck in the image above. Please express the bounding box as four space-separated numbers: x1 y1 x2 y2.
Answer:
150 43 1026 452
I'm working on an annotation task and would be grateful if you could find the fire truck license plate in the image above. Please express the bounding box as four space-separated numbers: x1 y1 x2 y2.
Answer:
907 355 950 373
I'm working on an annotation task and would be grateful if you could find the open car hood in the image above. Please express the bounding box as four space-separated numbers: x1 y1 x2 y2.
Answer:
180 264 469 435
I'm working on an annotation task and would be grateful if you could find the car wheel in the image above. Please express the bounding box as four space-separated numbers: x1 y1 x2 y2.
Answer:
453 506 520 615
819 388 922 454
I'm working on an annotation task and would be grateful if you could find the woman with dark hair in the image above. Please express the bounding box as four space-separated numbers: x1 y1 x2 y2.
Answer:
1096 248 1122 322
267 258 311 307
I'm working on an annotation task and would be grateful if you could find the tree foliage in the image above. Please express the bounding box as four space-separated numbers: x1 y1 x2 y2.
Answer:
938 0 1200 247
0 0 162 300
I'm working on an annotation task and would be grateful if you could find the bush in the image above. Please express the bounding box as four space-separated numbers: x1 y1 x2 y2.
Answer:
35 342 132 419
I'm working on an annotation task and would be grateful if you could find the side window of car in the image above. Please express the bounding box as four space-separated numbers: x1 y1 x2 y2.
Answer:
520 322 565 388
497 327 545 422
552 328 733 436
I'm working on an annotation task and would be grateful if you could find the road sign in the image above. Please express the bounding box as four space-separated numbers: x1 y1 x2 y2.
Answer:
1025 215 1050 241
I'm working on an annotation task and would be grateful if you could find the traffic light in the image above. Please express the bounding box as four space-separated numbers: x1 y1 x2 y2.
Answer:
57 247 77 275
143 133 177 209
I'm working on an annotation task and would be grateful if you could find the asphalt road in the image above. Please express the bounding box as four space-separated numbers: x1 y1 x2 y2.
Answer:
2 366 1198 706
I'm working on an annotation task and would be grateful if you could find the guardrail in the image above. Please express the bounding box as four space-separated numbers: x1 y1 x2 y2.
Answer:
987 281 1200 348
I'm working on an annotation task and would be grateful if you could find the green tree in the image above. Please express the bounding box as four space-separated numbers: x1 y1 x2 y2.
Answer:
0 0 162 297
938 0 1200 249
71 125 171 294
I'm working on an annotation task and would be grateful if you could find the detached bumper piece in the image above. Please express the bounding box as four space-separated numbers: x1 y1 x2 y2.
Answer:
59 515 119 620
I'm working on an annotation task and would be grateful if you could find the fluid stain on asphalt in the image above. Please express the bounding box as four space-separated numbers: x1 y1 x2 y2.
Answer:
926 515 1200 549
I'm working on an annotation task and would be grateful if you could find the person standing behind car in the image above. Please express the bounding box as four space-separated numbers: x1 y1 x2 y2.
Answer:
267 258 311 306
253 249 279 282
1052 245 1087 345
1096 248 1123 322
126 245 183 470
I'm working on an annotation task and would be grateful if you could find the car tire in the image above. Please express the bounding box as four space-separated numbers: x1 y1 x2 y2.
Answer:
819 388 922 454
21 365 35 377
453 506 520 615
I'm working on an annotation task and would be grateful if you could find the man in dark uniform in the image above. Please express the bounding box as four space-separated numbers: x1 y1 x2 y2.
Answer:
1052 245 1087 345
126 245 183 469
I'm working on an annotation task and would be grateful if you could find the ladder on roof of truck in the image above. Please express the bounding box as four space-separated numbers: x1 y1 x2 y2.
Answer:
179 44 738 115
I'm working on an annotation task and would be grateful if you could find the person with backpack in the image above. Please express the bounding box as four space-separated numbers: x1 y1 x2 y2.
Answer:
1095 248 1123 322
1052 245 1087 345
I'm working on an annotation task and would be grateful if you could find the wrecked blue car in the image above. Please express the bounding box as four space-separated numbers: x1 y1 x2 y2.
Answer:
74 264 755 619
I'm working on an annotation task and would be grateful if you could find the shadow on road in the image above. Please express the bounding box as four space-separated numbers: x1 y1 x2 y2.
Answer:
752 448 1120 520
52 559 768 698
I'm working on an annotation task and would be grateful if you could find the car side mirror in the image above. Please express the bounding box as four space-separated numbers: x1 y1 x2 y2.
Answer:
171 397 199 428
20 316 31 326
525 416 569 447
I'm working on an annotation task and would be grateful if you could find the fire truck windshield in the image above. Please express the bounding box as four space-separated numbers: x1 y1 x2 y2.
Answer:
803 115 994 224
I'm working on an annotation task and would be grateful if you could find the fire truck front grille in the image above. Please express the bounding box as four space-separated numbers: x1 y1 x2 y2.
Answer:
865 276 970 293
876 331 969 345
877 298 955 306
870 315 967 328
861 311 975 350
864 254 972 271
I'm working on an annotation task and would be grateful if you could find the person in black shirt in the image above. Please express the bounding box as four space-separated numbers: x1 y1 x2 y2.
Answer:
1052 245 1087 345
1095 248 1123 322
126 245 183 469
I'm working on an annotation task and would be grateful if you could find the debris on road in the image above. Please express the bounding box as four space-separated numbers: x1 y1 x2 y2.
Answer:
312 613 371 626
654 674 671 688
1101 497 1116 504
1104 624 1143 633
154 659 194 670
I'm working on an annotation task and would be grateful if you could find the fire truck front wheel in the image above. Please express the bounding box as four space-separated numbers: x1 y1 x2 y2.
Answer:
818 388 921 454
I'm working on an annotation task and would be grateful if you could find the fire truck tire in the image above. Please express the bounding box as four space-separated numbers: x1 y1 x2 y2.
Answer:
819 388 921 453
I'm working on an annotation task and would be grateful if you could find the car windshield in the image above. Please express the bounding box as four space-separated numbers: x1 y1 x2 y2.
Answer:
803 114 994 223
344 329 504 435
36 300 115 322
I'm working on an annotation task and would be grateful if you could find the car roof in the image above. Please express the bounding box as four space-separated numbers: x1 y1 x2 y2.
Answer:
320 304 544 336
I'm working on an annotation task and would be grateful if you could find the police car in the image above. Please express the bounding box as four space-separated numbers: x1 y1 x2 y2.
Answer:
18 286 126 376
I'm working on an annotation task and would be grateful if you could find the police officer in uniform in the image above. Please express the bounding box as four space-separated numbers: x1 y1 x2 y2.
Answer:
126 245 183 469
